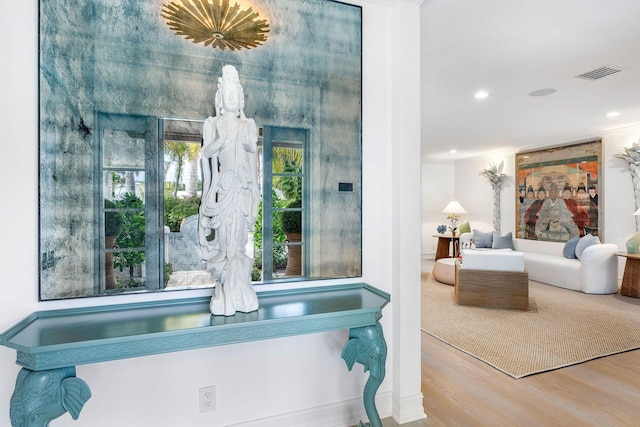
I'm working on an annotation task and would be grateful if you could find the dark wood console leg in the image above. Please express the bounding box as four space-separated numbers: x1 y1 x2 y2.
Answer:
341 323 387 427
10 366 91 426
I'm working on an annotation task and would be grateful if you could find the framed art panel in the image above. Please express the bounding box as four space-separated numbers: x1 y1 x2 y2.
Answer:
516 140 602 242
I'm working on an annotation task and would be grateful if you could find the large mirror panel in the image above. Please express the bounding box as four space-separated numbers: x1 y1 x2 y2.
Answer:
39 0 362 300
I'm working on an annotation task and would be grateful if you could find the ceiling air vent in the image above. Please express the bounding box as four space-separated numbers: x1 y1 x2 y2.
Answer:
575 66 622 81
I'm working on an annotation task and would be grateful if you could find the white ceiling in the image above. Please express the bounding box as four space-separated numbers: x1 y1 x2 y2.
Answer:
420 0 640 161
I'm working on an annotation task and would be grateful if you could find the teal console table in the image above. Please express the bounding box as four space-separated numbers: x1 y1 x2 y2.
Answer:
1 283 389 427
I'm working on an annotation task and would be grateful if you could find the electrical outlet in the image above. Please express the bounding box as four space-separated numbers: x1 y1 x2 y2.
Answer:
199 386 216 413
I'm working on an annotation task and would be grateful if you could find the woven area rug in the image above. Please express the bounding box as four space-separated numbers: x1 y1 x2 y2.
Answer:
421 273 640 378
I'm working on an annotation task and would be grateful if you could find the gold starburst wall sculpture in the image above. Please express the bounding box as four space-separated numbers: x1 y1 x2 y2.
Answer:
161 0 270 51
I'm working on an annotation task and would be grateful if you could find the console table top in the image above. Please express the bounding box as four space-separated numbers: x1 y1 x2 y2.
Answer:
1 283 389 370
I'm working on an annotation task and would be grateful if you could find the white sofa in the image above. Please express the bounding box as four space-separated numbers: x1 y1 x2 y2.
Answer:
458 232 619 294
514 239 618 294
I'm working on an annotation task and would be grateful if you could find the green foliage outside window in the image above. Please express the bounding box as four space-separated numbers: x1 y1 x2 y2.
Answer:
252 190 288 280
164 194 201 232
282 198 302 233
280 160 302 233
104 199 124 237
114 193 146 285
165 141 200 197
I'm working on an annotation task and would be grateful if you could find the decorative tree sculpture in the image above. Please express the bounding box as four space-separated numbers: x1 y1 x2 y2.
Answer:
614 140 640 232
199 65 260 316
480 161 507 233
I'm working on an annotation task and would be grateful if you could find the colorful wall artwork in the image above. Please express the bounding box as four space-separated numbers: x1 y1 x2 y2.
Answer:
516 140 602 242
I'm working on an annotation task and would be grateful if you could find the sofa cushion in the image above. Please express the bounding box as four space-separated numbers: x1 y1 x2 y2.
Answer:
575 234 600 260
562 236 580 259
492 232 515 250
523 252 581 291
459 220 471 234
473 229 493 248
460 249 524 272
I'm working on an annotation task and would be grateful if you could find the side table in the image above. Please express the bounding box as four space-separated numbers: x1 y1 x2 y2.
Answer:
433 234 460 260
615 252 640 298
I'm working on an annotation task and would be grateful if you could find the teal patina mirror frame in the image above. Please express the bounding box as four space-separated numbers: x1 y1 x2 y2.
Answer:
39 0 362 300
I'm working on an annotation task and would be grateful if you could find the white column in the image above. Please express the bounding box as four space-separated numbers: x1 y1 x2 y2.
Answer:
390 0 426 423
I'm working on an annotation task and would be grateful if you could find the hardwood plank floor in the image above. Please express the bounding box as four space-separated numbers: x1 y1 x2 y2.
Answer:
421 333 640 426
415 259 640 426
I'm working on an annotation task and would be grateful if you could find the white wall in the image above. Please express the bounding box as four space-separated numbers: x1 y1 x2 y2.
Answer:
0 0 425 426
453 150 518 234
423 126 640 273
421 161 454 257
601 127 640 250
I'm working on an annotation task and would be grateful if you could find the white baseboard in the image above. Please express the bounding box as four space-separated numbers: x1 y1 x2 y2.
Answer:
228 391 393 427
392 392 427 424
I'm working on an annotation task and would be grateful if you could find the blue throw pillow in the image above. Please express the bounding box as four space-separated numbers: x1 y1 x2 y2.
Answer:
575 234 600 260
562 236 580 259
473 229 493 248
492 232 514 250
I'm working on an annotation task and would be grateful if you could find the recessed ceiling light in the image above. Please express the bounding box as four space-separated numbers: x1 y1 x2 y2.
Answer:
528 88 557 97
449 149 457 154
474 91 489 99
606 111 620 118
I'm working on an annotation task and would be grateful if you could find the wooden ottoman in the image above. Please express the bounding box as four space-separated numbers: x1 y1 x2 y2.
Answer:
432 258 456 285
455 262 529 310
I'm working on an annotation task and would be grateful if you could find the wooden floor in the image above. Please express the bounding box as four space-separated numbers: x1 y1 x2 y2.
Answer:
402 260 640 427
420 334 640 426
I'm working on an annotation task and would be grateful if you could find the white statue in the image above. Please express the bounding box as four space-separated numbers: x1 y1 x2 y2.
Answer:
199 64 260 316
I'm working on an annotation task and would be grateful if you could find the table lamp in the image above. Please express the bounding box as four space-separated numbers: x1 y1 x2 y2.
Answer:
442 201 467 236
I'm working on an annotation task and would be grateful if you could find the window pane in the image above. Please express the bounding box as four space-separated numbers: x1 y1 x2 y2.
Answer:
269 210 286 278
163 140 204 284
107 192 146 291
162 120 206 290
113 250 146 289
164 141 202 198
104 170 145 200
272 146 302 207
282 241 303 277
103 130 145 168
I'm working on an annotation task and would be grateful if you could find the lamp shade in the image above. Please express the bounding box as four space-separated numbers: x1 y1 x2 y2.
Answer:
442 201 467 214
